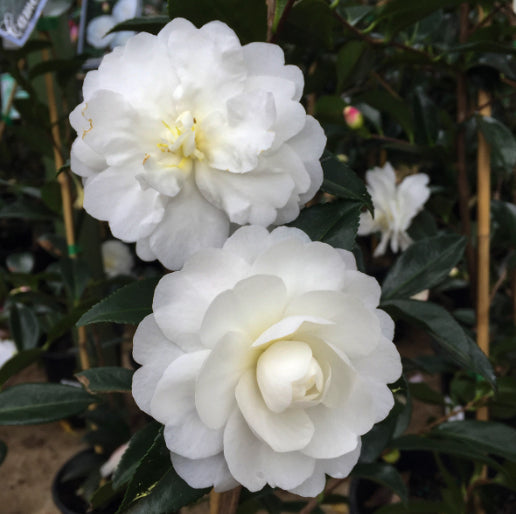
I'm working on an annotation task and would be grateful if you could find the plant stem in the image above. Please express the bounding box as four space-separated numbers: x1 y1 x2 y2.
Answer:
476 88 491 423
456 4 475 292
42 45 90 371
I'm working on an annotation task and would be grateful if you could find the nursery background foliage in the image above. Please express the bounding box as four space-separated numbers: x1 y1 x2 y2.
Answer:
1 0 516 513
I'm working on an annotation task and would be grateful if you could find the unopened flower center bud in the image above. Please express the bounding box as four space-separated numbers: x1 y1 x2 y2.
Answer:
256 340 324 413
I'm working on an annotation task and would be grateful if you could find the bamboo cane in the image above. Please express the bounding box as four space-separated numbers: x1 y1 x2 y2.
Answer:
476 89 491 423
42 47 90 370
210 487 241 514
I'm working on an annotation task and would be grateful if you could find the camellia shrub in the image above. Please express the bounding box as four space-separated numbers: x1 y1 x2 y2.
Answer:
1 1 516 513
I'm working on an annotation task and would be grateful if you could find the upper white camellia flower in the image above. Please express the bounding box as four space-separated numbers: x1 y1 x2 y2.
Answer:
101 240 134 277
70 18 325 270
132 226 402 496
358 162 430 256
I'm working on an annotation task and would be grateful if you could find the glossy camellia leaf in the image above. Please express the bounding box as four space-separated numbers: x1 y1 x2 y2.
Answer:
113 422 162 491
108 16 169 35
168 0 267 43
382 234 466 300
8 303 40 350
382 299 495 387
0 348 43 388
117 429 208 513
76 367 134 394
351 462 408 504
77 277 160 326
0 383 95 425
289 200 362 251
477 115 516 174
435 420 516 462
392 434 503 470
321 152 373 212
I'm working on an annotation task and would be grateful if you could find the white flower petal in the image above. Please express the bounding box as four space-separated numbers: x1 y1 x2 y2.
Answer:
200 275 287 348
83 166 165 241
164 411 223 459
224 409 315 492
252 239 347 298
172 452 239 491
235 370 314 453
147 179 230 270
353 338 402 384
150 350 209 425
196 332 256 430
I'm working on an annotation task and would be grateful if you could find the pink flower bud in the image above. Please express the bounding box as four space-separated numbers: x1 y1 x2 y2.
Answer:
343 106 363 129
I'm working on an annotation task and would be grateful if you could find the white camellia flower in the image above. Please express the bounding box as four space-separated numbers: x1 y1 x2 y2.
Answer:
70 18 325 270
101 240 134 277
86 0 138 49
132 226 402 496
358 162 430 256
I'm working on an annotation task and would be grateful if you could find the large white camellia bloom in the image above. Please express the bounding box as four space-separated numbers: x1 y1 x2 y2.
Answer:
70 18 325 270
358 162 430 256
132 226 402 496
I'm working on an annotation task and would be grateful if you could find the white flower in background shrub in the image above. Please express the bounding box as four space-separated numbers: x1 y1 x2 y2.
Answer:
0 339 17 368
86 0 138 49
100 442 129 477
101 240 134 277
71 18 325 270
132 226 401 495
358 163 430 257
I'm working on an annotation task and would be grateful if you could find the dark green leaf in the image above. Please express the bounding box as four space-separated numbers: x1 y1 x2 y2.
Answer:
108 16 169 35
289 200 362 251
355 89 414 142
379 0 462 37
77 277 160 326
118 429 208 513
59 258 91 303
382 234 466 300
272 0 290 32
477 116 516 174
0 383 95 425
0 199 57 220
382 300 495 387
435 420 516 462
282 0 337 49
45 300 97 347
492 200 516 248
408 382 444 405
337 40 368 92
168 0 266 43
0 348 43 389
321 152 373 211
6 252 34 273
352 462 408 504
413 87 438 146
90 481 119 509
8 303 40 350
76 367 134 394
113 422 162 490
392 434 502 469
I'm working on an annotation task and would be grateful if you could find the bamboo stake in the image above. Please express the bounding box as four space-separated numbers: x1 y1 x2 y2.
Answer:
42 46 90 370
210 487 241 514
476 89 491 423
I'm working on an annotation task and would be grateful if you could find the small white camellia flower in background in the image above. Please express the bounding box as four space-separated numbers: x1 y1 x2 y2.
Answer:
0 339 17 369
70 18 325 270
358 162 430 257
101 240 134 277
86 0 138 49
132 226 402 496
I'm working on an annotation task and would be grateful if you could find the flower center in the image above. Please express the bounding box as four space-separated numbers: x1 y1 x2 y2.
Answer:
256 340 325 413
146 111 205 172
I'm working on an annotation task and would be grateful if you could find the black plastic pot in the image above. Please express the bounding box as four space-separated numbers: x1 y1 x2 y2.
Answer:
52 448 120 514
